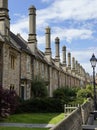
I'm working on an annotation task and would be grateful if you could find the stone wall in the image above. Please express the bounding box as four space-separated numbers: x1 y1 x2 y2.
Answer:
21 52 32 80
0 44 2 86
50 107 82 130
81 99 93 124
2 44 20 95
2 44 9 89
20 52 32 100
50 100 93 130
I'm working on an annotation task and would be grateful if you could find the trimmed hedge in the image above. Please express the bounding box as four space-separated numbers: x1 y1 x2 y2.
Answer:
15 98 65 113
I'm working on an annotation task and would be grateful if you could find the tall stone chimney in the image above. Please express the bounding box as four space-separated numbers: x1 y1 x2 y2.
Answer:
72 57 75 71
75 60 78 74
62 46 66 66
0 0 10 39
77 63 80 75
80 66 83 77
45 27 52 63
68 52 71 70
55 37 60 60
55 37 60 67
28 5 37 53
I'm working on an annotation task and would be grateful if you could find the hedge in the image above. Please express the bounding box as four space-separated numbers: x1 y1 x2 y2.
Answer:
15 98 65 113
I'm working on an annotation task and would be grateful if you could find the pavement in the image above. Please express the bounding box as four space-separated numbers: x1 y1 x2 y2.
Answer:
0 122 55 128
82 119 97 130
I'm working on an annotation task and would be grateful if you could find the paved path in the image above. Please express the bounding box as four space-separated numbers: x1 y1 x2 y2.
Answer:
82 119 97 130
82 124 97 130
0 122 55 128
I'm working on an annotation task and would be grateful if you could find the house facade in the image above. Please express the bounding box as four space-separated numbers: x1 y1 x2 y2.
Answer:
0 0 91 99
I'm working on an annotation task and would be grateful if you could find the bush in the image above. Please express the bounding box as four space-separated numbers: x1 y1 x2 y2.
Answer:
53 88 65 99
53 87 78 103
77 88 92 98
31 78 48 98
16 97 64 113
0 88 18 117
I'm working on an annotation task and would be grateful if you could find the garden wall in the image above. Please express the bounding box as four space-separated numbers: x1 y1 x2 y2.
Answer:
50 99 93 130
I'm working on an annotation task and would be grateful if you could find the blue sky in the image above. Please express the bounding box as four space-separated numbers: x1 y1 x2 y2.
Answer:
8 0 97 75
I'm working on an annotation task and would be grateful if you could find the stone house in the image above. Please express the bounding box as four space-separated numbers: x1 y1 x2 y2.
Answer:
0 0 91 99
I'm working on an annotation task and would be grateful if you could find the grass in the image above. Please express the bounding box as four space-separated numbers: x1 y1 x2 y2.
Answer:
2 113 64 124
0 127 49 130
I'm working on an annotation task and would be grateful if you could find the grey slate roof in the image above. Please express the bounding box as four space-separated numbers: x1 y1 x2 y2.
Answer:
9 31 60 71
10 31 33 55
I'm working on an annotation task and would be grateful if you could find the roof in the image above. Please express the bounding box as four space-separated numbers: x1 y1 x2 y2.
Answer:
9 31 61 71
10 31 33 55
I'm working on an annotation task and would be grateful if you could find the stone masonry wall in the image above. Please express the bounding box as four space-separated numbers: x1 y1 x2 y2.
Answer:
50 107 82 130
20 52 32 99
50 100 93 130
21 52 32 80
2 44 20 95
81 99 93 124
0 44 2 86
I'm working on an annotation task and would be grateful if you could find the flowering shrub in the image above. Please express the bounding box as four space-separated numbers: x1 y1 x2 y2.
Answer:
0 87 18 118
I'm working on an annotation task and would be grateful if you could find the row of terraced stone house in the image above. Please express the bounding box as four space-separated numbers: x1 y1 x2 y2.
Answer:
0 0 91 100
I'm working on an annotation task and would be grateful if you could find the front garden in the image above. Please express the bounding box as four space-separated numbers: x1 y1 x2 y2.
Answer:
3 113 64 124
0 79 94 129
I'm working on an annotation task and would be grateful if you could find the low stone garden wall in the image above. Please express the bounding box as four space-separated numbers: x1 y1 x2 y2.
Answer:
50 99 93 130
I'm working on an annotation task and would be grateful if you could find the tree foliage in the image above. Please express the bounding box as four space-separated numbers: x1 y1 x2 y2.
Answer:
53 88 66 99
31 78 48 98
77 87 93 98
53 87 78 103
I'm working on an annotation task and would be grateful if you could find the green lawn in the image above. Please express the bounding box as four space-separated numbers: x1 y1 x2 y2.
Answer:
2 113 64 124
0 127 49 130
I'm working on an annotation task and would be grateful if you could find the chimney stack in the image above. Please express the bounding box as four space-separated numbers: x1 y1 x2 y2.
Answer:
28 5 37 53
45 27 52 62
72 57 75 71
55 37 60 61
75 60 78 74
62 46 66 66
0 0 10 39
68 52 71 69
54 37 60 67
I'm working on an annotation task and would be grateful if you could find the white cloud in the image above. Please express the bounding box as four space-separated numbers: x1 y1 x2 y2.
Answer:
10 0 97 75
58 47 94 75
11 0 97 43
10 0 96 42
11 19 93 44
37 0 97 26
10 17 28 40
41 0 53 3
35 27 93 45
70 47 97 75
51 27 93 43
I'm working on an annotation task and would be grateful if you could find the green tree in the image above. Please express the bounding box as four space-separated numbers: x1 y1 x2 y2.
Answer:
31 78 48 98
53 87 78 103
77 88 92 98
53 88 65 99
